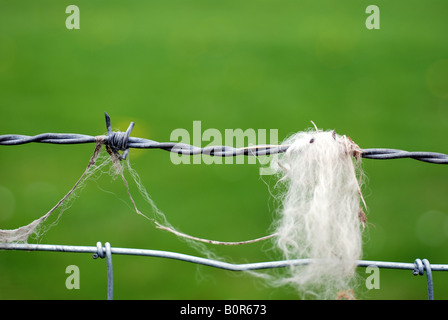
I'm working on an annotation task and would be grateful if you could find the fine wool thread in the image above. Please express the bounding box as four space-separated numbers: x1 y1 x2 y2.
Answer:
0 125 368 300
0 136 108 243
268 127 366 299
0 134 273 246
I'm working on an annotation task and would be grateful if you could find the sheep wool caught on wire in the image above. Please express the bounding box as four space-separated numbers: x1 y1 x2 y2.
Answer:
269 126 366 299
3 112 448 301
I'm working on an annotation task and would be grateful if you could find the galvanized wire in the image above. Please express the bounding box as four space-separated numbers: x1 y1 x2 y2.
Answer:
0 242 440 300
0 112 447 163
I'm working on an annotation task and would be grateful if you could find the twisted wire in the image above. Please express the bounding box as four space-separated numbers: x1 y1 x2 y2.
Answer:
0 113 447 164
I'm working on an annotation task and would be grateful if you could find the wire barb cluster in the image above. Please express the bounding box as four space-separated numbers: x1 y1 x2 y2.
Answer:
0 112 446 163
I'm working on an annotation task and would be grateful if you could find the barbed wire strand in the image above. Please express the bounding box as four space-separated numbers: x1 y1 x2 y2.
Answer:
0 112 447 164
2 113 446 245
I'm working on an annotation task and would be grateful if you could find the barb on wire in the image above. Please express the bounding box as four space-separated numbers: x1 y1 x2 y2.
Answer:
0 112 447 164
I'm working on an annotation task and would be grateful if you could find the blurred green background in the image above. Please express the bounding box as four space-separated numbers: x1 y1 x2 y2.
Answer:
0 0 448 300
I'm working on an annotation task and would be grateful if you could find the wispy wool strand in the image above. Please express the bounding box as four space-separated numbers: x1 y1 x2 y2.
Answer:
270 128 365 298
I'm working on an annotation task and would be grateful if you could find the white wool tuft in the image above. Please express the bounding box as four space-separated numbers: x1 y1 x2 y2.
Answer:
270 128 365 299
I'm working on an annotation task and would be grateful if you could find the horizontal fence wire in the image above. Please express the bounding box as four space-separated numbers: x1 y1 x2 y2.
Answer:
3 242 448 272
0 113 447 163
0 242 443 300
0 113 446 300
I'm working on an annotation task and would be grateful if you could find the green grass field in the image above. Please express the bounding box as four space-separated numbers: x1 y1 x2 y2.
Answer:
0 0 448 300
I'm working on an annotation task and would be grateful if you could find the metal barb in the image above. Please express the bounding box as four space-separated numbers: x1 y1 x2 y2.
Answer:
104 112 135 160
105 112 113 137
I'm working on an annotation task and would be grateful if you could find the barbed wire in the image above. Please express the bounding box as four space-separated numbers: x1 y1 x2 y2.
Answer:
0 113 446 300
0 242 440 300
0 112 447 163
